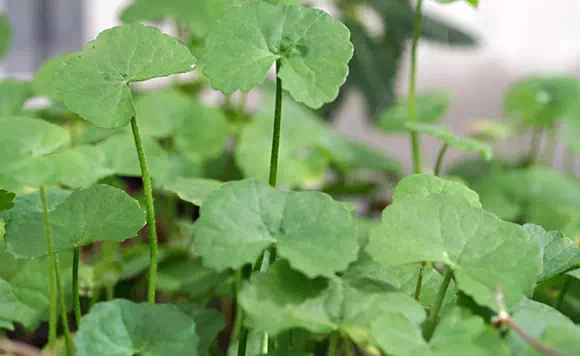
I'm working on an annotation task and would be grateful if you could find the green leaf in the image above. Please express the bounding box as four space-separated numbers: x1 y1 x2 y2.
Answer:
504 76 580 127
372 307 506 356
406 123 493 159
1 188 72 223
0 189 16 211
0 116 70 173
132 90 192 138
163 177 222 206
0 80 33 116
200 1 353 108
174 103 228 162
524 224 580 282
520 324 580 356
194 180 359 277
240 260 424 343
393 173 481 208
32 54 71 100
98 133 169 179
509 299 576 353
236 115 328 187
5 184 146 258
0 14 10 59
75 299 198 356
179 305 225 355
421 15 476 46
378 92 451 134
366 194 540 311
0 279 19 330
346 252 458 309
56 23 195 129
0 239 73 330
435 0 479 7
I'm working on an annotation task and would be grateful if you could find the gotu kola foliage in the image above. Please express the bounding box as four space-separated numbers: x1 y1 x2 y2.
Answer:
1 1 579 356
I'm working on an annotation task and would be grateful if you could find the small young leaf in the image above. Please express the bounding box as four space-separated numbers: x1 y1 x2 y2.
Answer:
163 177 223 206
240 260 424 343
393 173 481 208
524 224 580 282
174 103 228 162
5 185 146 258
0 189 16 211
75 299 198 356
366 194 540 310
378 92 451 134
0 14 10 59
0 116 70 173
32 54 71 100
0 80 33 116
56 23 195 129
406 122 493 160
194 180 359 277
200 1 353 108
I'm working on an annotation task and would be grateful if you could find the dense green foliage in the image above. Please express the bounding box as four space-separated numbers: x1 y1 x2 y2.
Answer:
0 0 579 355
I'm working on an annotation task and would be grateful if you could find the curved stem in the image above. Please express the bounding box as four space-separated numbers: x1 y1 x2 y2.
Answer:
40 187 57 349
424 267 453 340
556 276 572 310
434 143 449 176
327 333 339 356
40 187 73 354
413 263 426 301
409 0 424 174
73 247 82 326
130 116 158 304
269 59 283 187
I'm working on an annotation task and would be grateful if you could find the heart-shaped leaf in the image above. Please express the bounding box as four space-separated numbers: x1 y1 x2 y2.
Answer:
75 299 198 356
378 92 451 134
0 80 33 116
200 1 353 108
0 14 10 59
5 184 146 258
0 189 15 211
393 173 481 208
240 260 424 344
366 194 540 310
0 116 70 173
194 180 359 277
406 123 493 159
32 54 71 100
163 177 223 206
524 224 580 282
56 23 195 129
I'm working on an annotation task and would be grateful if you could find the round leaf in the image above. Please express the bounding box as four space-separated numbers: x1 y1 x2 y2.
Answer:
75 299 198 356
56 23 196 129
32 54 71 100
5 185 146 258
406 122 493 160
200 1 353 108
0 80 33 116
394 173 481 208
366 194 540 310
163 177 223 206
194 180 359 277
133 90 192 138
378 92 451 134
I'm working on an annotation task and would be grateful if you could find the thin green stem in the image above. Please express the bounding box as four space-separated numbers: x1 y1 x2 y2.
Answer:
344 335 354 356
424 267 453 340
527 127 543 166
130 116 159 304
40 186 57 349
413 263 425 301
73 247 82 326
268 59 283 187
55 256 74 355
434 143 449 176
106 286 114 301
556 276 572 310
327 333 339 356
40 187 73 355
408 0 424 174
233 269 245 340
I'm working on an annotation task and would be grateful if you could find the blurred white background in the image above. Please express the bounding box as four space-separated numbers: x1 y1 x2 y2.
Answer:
1 0 579 171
